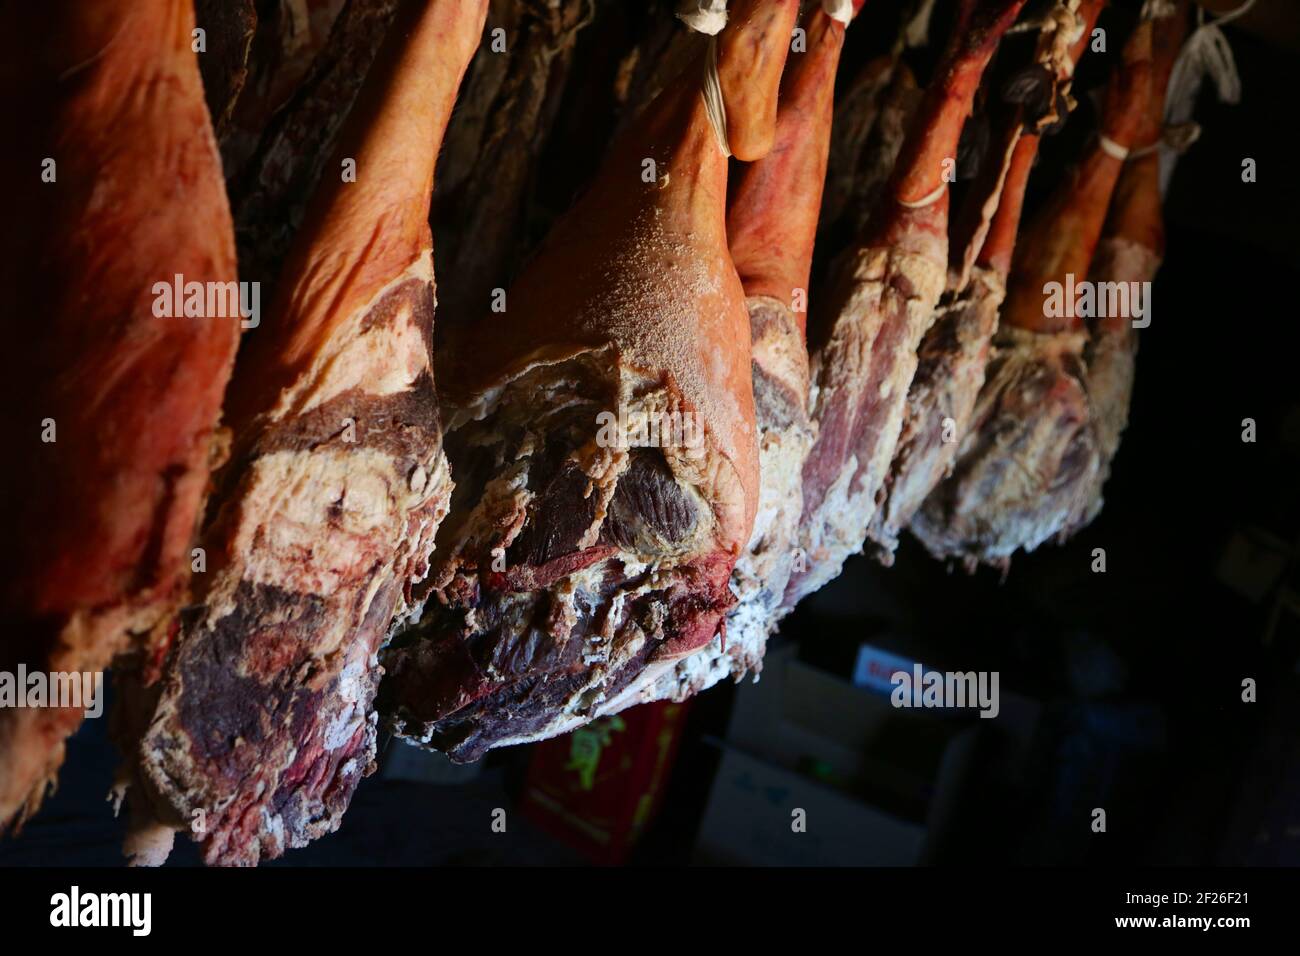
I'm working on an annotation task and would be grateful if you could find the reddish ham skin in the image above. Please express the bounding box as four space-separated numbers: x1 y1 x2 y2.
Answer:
379 0 799 761
718 0 805 162
1002 26 1153 336
621 3 863 708
913 19 1155 568
1091 2 1187 333
946 0 1110 290
871 0 1108 561
0 0 240 831
979 133 1038 277
134 0 484 867
1078 3 1188 527
870 134 1032 563
729 6 851 336
786 0 1026 607
494 546 617 591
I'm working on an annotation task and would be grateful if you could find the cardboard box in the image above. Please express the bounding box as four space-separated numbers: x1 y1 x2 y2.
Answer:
694 747 926 866
697 642 1034 864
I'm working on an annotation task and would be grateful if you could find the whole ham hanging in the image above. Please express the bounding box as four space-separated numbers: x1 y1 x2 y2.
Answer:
0 0 242 832
132 0 484 867
378 0 800 762
870 0 1107 563
912 15 1155 570
619 0 866 708
787 0 1028 608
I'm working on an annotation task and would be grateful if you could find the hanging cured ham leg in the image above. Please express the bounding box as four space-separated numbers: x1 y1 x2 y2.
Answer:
871 0 1106 562
913 18 1154 569
379 0 799 760
0 1 241 831
133 0 483 866
786 0 1027 607
1079 2 1188 526
627 0 865 706
871 134 1033 563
